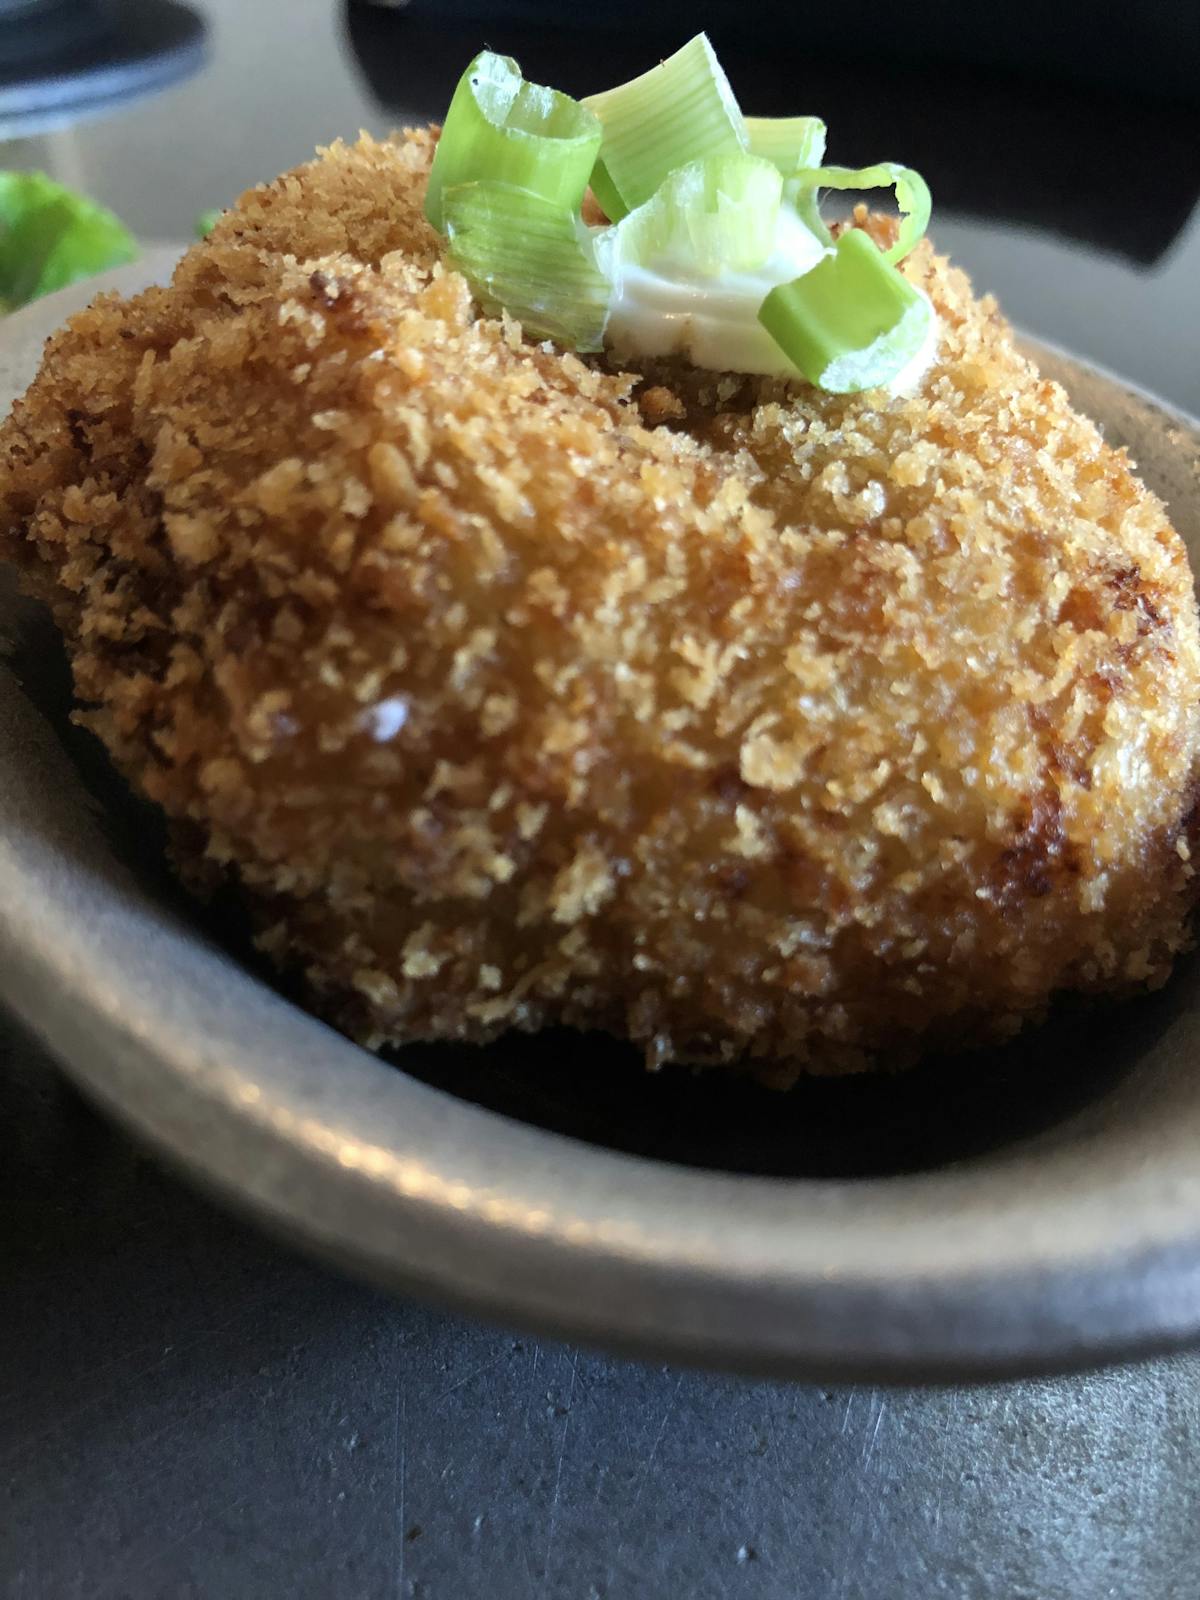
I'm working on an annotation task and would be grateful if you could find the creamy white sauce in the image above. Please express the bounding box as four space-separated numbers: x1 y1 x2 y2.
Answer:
600 207 939 396
878 291 939 396
360 695 409 742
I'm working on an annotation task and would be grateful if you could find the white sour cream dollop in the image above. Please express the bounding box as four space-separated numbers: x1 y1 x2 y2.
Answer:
600 208 938 397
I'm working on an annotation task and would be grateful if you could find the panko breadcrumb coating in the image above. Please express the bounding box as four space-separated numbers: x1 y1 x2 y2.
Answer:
3 130 1199 1079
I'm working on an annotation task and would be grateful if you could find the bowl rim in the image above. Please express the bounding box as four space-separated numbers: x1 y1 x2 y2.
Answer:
4 261 1200 1381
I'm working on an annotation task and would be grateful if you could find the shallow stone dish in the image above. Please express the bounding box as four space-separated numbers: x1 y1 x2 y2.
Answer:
3 253 1199 1379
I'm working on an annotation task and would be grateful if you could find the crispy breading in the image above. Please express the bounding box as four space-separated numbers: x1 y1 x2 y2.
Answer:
3 130 1199 1078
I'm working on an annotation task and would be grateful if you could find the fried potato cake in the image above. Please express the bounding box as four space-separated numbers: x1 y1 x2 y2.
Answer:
3 130 1198 1078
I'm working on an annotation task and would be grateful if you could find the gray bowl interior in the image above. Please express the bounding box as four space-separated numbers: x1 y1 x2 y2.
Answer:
3 256 1200 1380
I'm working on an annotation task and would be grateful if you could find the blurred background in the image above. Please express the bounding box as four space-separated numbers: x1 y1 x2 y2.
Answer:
0 0 1195 407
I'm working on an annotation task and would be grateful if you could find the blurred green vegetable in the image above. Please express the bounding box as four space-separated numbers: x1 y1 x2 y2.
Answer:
0 172 137 312
195 208 221 239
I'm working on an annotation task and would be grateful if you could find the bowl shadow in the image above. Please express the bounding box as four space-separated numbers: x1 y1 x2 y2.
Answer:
389 980 1182 1179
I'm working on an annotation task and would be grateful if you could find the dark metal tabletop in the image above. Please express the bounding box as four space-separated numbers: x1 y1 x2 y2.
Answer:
3 2 1199 1595
5 1024 1200 1598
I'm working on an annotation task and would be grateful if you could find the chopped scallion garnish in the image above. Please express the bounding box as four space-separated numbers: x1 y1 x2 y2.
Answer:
425 51 602 233
758 227 932 392
786 163 931 264
600 153 782 279
424 36 935 390
442 180 612 352
582 34 747 222
744 116 826 176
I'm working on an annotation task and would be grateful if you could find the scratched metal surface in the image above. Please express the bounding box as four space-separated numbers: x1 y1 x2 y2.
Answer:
4 1024 1200 1600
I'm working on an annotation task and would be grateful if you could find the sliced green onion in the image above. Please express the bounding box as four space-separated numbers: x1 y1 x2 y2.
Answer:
785 163 931 263
425 51 602 233
744 116 826 176
583 33 747 223
758 227 932 393
600 153 782 279
195 208 221 239
443 181 612 351
0 172 136 311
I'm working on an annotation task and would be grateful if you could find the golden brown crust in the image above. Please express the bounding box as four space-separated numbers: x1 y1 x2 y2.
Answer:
3 129 1199 1078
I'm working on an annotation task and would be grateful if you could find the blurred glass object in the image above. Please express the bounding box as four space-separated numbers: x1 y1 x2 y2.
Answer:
0 0 207 139
346 1 1200 265
355 0 1199 102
